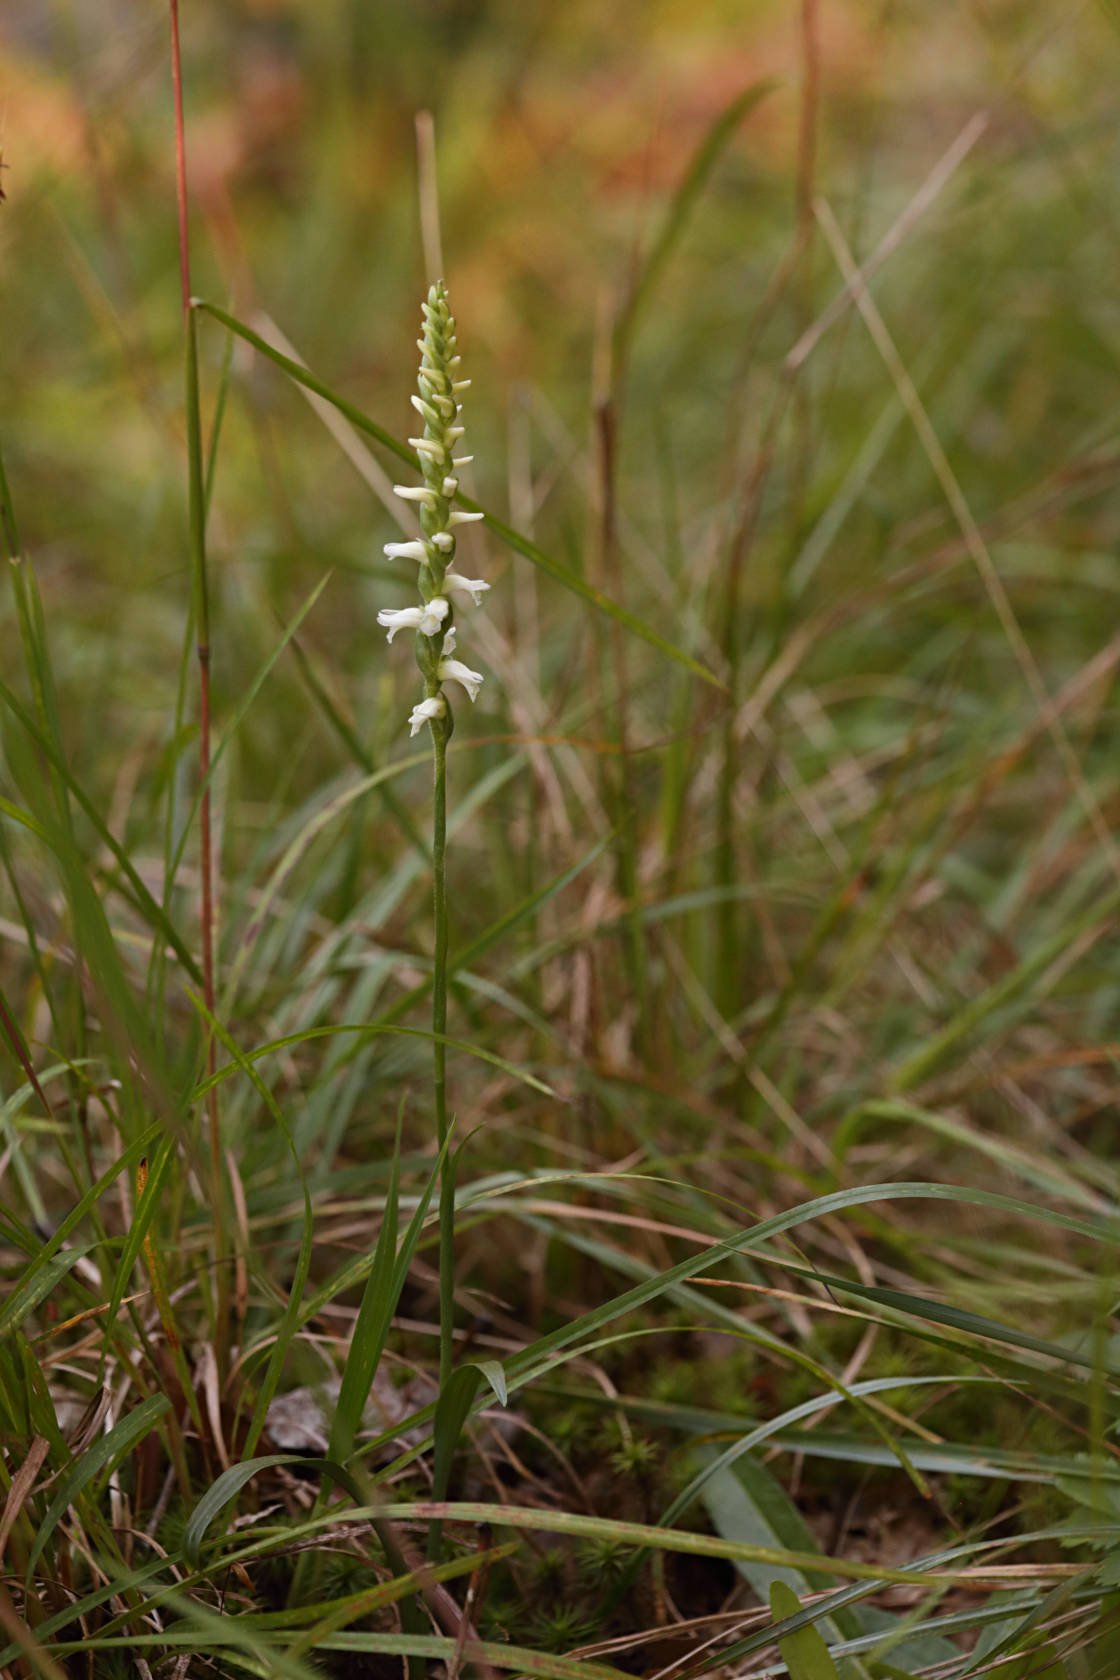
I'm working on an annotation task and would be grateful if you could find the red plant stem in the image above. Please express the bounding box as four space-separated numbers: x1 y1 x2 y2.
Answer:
795 0 820 243
0 989 54 1130
168 0 192 313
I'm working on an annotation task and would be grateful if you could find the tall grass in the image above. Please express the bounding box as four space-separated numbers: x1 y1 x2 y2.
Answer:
2 3 1120 1675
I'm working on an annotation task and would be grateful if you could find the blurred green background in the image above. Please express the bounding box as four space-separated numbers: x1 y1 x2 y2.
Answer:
7 9 1120 1658
7 0 1120 758
4 0 1120 1112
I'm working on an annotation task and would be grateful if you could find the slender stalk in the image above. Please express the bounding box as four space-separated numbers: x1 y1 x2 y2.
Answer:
168 2 191 319
169 1 227 1364
431 718 453 1392
377 280 486 1561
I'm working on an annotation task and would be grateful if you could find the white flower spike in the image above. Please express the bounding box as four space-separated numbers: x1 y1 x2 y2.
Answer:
383 280 488 736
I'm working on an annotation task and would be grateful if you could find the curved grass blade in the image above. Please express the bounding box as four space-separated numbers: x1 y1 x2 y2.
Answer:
501 1181 1120 1396
0 1123 161 1339
372 1500 963 1588
166 571 333 886
220 755 430 1003
191 1021 554 1103
516 1209 929 1494
336 832 615 1041
772 1260 1120 1378
328 1133 401 1468
428 1363 481 1562
329 1121 444 1465
889 871 1120 1091
25 1391 171 1582
192 299 723 689
836 1098 1106 1210
0 1555 173 1671
102 1135 179 1362
186 994 315 1459
770 1579 842 1680
184 1453 364 1564
611 81 776 375
54 1627 629 1680
0 673 204 984
702 1450 854 1634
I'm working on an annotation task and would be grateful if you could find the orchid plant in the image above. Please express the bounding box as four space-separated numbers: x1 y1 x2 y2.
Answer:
379 280 488 1391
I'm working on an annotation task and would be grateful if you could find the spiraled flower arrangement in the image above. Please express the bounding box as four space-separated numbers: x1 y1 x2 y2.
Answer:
379 281 487 1391
379 281 488 740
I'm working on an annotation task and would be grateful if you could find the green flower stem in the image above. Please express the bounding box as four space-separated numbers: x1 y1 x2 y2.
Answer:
431 707 454 1394
378 282 486 1561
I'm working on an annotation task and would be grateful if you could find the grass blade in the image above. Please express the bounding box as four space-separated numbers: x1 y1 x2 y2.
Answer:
25 1392 171 1582
192 299 723 688
769 1579 842 1680
184 1454 364 1563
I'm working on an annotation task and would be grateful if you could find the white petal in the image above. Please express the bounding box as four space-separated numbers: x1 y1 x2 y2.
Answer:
410 394 439 423
442 626 457 654
445 572 490 606
431 531 454 552
408 695 446 736
452 379 471 392
417 596 450 635
438 657 484 702
393 484 436 504
377 606 424 643
452 455 474 467
446 425 466 441
383 540 430 562
441 477 458 496
409 437 442 459
447 510 484 526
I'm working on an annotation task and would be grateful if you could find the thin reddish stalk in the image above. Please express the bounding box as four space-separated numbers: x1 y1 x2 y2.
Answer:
795 0 821 242
0 990 55 1131
168 0 192 314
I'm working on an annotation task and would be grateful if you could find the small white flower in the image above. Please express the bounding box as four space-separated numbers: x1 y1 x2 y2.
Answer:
452 455 474 467
408 695 446 736
446 425 466 442
393 484 437 505
384 539 430 562
452 378 471 393
447 510 484 527
410 394 440 424
438 656 484 702
419 597 450 634
441 476 459 496
377 606 424 643
445 571 490 606
377 598 449 641
431 531 454 552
